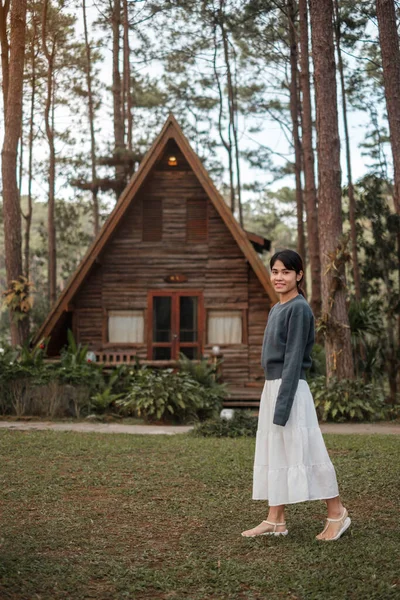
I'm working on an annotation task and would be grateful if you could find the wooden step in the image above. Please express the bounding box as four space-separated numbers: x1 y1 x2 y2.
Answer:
223 401 260 408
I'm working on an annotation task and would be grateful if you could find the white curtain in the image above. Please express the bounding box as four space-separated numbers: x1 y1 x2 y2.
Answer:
108 311 144 343
207 311 242 344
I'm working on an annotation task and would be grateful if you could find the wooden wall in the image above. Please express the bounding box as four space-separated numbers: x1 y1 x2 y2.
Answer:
66 139 272 386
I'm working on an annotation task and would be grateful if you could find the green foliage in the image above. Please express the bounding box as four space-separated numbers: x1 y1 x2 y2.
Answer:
177 352 227 388
191 410 258 438
57 330 103 390
116 367 223 424
309 376 386 423
348 175 400 397
0 333 104 417
60 329 89 367
307 343 326 378
89 367 128 413
90 387 125 414
348 298 385 380
348 298 383 341
107 361 143 395
355 176 399 302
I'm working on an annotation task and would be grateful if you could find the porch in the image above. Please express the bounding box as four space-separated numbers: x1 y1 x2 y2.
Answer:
92 350 263 407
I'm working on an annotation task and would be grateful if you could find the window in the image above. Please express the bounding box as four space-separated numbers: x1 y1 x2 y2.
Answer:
187 199 207 242
108 310 144 344
207 310 242 344
142 198 162 241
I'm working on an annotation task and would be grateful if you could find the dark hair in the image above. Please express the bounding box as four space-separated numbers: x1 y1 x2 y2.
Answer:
270 249 305 297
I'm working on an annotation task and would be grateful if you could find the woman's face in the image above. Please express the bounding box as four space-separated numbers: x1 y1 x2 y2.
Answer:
270 259 302 296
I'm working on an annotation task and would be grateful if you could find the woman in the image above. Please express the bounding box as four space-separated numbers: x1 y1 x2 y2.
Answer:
241 249 351 542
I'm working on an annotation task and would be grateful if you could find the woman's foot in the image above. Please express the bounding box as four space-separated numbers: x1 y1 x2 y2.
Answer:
241 519 287 537
316 507 350 541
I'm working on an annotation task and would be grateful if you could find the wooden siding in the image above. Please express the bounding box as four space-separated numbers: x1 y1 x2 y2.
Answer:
52 142 271 387
248 268 271 382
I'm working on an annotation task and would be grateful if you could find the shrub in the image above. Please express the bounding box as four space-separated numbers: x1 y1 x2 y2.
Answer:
348 298 385 381
90 368 127 413
0 334 104 418
0 342 51 416
191 410 258 438
57 331 104 416
309 376 386 422
104 362 141 396
308 343 326 378
177 352 224 385
116 367 223 423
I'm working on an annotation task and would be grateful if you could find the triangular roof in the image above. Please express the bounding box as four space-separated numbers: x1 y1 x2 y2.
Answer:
34 114 277 344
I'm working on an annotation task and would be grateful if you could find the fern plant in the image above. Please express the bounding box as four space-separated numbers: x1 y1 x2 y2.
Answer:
177 352 226 387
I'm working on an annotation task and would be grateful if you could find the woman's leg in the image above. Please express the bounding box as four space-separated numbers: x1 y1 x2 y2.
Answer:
316 496 348 540
241 504 287 537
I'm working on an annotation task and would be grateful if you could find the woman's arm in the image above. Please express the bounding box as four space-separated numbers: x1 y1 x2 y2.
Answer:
273 303 312 426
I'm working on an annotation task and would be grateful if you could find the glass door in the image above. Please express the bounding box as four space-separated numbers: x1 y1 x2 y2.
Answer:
148 291 203 360
152 295 173 360
178 294 199 359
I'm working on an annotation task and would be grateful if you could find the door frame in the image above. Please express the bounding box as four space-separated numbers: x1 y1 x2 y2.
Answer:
147 289 204 360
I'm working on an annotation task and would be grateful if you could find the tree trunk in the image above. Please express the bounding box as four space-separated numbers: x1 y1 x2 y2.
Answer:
1 0 29 345
0 0 10 119
212 22 235 213
82 0 99 235
23 5 39 280
309 0 354 380
220 22 242 224
112 0 125 193
376 0 400 215
287 0 307 296
298 0 321 315
42 0 57 306
122 0 133 152
376 0 400 348
333 0 361 301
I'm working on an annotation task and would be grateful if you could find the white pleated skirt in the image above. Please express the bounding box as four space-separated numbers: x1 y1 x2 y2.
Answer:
252 379 339 506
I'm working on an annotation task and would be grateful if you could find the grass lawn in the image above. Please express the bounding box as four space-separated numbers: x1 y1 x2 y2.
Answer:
0 431 398 600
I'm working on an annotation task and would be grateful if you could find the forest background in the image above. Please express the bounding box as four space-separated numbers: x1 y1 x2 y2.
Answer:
0 0 399 408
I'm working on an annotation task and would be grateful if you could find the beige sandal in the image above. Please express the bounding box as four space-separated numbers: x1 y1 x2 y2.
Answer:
316 508 351 541
241 520 288 538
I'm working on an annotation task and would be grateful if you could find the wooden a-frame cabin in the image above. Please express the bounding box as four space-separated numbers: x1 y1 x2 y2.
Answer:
35 115 278 402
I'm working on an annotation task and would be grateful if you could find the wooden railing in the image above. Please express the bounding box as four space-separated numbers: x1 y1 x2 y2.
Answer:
94 353 183 368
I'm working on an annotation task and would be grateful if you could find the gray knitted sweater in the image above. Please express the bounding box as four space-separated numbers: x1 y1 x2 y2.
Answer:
261 294 314 426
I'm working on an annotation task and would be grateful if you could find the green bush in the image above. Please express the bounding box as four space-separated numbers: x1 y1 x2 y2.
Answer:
309 376 386 422
177 353 225 385
90 368 127 413
308 343 326 378
116 367 223 423
348 298 385 381
0 334 104 418
191 410 258 438
56 331 104 416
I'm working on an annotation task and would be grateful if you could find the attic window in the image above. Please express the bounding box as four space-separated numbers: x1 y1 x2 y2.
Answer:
168 155 178 167
187 199 208 243
142 198 162 241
